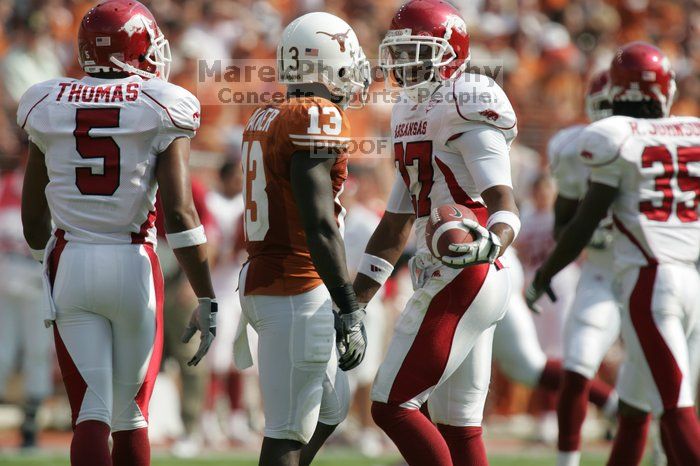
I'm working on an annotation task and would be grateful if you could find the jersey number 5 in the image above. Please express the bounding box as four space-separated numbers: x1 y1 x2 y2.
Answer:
74 108 121 196
640 145 700 222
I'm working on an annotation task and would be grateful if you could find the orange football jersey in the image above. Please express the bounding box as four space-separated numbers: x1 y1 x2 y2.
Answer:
241 96 351 296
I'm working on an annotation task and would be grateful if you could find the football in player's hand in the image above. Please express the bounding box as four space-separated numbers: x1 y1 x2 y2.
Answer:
426 204 478 259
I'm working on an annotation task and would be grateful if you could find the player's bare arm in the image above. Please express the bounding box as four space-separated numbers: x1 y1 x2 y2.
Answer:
527 182 617 309
482 184 519 253
290 150 352 292
353 211 415 304
156 136 217 366
553 195 580 240
21 142 51 257
290 148 366 372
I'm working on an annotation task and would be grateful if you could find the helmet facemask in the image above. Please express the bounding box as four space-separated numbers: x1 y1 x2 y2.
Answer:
610 76 676 119
379 32 464 102
330 48 371 109
585 90 612 122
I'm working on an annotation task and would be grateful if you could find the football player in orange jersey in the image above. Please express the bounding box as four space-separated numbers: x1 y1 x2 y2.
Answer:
235 12 370 466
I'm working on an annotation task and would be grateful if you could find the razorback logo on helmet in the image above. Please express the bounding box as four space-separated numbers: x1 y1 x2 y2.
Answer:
121 14 151 37
580 150 594 160
479 109 499 121
442 14 467 38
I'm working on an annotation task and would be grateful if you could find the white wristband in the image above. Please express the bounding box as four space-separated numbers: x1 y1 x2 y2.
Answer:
358 253 394 286
486 211 521 240
30 247 45 262
166 225 207 249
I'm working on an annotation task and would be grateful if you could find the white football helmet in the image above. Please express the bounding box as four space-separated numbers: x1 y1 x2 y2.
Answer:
277 12 370 108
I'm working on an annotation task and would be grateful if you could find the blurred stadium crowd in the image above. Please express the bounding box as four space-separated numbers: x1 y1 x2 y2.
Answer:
0 0 699 457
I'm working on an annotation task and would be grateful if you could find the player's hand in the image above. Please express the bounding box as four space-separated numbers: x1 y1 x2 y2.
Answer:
588 225 613 250
334 306 367 371
182 298 218 366
441 219 501 268
525 271 557 314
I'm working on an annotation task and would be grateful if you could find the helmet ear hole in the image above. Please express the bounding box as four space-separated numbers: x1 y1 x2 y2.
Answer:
338 67 346 78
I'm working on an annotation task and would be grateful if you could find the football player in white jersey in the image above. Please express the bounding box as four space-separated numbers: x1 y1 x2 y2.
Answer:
0 160 53 448
547 70 620 466
352 1 520 464
491 246 617 445
18 1 216 465
528 42 700 465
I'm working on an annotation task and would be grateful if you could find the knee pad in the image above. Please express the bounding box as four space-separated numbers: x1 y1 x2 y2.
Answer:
428 388 487 427
498 350 547 387
318 366 350 426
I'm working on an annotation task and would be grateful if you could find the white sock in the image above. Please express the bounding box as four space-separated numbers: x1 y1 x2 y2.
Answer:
557 450 581 466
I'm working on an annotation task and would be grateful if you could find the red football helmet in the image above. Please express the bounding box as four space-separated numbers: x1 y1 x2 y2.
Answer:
609 41 675 117
585 69 612 122
379 0 470 95
78 0 171 80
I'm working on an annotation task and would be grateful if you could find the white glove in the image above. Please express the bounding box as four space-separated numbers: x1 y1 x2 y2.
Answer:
525 271 558 314
589 225 613 250
334 306 367 371
440 219 502 268
182 298 217 366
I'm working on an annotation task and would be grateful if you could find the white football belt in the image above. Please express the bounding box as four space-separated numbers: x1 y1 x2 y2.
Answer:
233 312 254 370
40 235 58 328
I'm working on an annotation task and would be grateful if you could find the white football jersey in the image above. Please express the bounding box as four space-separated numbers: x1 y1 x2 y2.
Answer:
548 124 588 200
580 115 700 270
548 124 613 268
17 75 200 244
386 73 517 255
0 172 27 257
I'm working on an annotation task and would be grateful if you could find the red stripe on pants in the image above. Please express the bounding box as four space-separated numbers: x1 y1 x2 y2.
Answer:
133 244 164 422
388 263 490 404
629 265 683 410
49 230 87 428
54 326 88 429
48 229 67 287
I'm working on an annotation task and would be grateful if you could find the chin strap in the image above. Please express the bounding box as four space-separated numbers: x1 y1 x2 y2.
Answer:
109 56 158 80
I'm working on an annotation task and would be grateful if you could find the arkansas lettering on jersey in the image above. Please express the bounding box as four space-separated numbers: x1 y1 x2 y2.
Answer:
579 115 700 269
389 73 517 255
17 75 200 245
241 96 350 296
